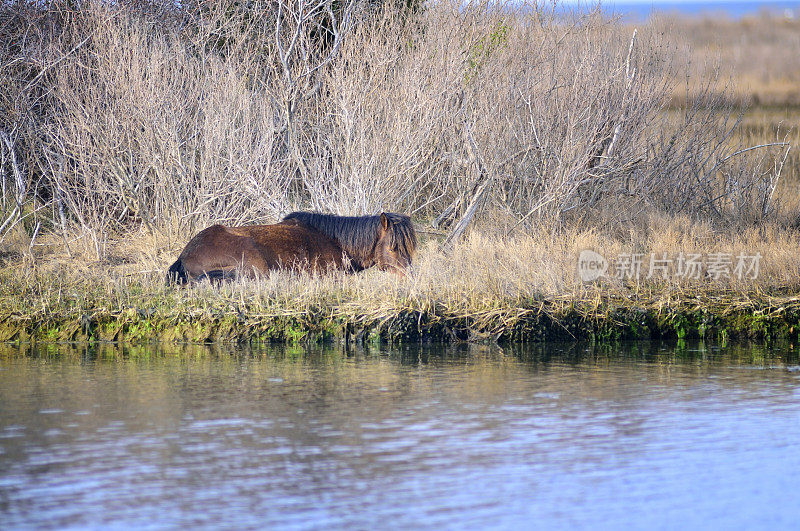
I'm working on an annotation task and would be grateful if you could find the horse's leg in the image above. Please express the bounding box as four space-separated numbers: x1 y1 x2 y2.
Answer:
195 269 237 284
167 259 188 285
308 250 345 275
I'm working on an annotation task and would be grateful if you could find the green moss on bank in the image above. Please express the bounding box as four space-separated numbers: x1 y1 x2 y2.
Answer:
2 295 799 346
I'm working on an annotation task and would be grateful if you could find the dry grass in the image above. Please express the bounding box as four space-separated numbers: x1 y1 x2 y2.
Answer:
648 11 800 203
651 12 800 106
735 107 800 204
3 216 800 336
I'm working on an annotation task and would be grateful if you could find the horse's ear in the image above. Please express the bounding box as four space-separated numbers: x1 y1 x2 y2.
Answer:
380 213 389 232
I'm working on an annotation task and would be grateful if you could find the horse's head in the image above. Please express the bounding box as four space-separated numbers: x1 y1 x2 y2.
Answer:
375 213 417 277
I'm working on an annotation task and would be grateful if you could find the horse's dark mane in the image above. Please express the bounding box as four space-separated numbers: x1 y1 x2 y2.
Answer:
282 212 417 268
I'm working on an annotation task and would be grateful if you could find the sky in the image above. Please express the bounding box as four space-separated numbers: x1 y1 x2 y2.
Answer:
556 0 800 18
560 0 795 3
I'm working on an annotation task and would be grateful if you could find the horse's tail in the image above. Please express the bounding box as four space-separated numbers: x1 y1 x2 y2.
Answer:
167 259 188 285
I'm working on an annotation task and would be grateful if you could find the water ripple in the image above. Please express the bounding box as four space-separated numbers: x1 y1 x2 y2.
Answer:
1 342 799 528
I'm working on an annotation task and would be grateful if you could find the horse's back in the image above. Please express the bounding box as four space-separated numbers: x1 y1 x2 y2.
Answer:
238 223 346 271
173 222 347 282
177 224 268 279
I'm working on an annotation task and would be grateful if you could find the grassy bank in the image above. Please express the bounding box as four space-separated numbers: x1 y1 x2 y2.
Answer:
5 287 800 345
3 216 800 345
4 269 800 346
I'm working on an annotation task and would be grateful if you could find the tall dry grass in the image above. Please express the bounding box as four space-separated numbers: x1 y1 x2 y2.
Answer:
0 0 792 262
651 11 800 107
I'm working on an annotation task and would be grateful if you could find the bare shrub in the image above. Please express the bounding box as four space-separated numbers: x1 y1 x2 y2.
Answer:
41 5 291 249
308 3 789 230
0 0 792 258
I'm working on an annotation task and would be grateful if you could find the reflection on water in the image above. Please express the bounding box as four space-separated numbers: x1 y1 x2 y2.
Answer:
1 341 800 528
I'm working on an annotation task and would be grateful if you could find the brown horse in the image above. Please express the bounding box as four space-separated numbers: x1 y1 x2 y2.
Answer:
167 212 417 284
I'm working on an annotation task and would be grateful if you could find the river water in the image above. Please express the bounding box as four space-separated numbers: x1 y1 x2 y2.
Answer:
1 341 799 529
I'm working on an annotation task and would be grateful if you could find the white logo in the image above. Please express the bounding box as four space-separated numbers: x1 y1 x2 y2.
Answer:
577 250 608 282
